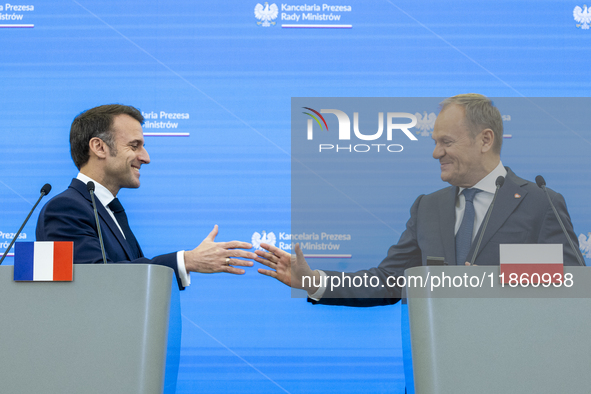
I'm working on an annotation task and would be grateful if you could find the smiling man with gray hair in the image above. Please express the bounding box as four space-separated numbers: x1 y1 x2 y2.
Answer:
255 93 584 305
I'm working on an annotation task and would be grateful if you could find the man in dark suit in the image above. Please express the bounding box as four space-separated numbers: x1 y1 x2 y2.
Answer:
36 104 256 289
254 94 584 303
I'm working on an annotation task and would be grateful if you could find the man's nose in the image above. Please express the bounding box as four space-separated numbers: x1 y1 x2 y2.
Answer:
433 144 443 160
139 147 150 164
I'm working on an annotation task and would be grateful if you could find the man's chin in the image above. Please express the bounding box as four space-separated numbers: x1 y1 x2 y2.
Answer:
440 174 460 187
125 180 141 189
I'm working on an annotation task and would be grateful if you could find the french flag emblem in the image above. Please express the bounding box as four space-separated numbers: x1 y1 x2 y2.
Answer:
13 242 73 281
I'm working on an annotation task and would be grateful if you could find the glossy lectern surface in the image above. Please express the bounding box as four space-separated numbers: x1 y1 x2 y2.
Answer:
406 266 591 394
0 264 173 394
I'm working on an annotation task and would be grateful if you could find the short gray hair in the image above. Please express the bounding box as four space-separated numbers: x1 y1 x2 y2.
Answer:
440 94 503 154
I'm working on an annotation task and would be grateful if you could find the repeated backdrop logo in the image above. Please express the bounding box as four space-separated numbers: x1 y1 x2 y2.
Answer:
0 3 34 27
414 112 437 136
251 231 277 249
574 5 591 29
140 110 191 137
254 2 278 26
254 2 353 28
0 232 27 257
251 231 350 255
250 3 591 31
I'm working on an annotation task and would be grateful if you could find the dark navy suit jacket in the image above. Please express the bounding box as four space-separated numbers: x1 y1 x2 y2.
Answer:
315 168 584 306
36 178 184 289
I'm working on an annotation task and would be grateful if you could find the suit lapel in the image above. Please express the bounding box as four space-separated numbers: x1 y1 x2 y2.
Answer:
439 186 458 265
468 169 527 263
69 179 136 261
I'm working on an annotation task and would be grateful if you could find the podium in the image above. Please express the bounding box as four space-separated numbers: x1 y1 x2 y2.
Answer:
0 264 178 394
405 266 591 394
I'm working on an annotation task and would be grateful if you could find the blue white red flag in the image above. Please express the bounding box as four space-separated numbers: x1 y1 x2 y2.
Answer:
13 241 73 281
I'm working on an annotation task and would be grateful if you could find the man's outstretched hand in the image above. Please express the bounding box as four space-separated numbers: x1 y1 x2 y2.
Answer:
184 225 255 274
255 243 320 293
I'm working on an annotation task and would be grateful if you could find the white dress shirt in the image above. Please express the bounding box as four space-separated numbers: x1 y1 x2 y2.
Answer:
309 161 507 300
77 173 191 287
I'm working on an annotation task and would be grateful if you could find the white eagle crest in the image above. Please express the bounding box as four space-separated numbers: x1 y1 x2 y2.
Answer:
578 233 591 258
414 111 437 136
252 231 277 249
574 5 591 29
254 2 279 27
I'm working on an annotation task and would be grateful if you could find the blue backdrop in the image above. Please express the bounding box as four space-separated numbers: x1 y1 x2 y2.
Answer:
1 1 590 393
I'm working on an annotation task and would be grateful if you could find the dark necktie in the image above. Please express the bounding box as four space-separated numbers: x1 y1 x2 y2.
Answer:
455 188 481 265
107 198 141 259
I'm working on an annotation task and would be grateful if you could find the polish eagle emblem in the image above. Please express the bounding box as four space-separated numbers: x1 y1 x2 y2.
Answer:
252 231 277 249
414 111 437 136
574 5 591 29
578 233 591 258
254 2 279 27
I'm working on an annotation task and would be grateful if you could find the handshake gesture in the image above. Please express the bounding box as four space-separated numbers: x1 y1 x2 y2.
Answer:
254 242 320 294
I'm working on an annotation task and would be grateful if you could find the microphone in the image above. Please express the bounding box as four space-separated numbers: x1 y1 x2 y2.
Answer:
87 182 108 265
40 183 52 195
0 183 52 265
535 175 585 266
469 176 504 265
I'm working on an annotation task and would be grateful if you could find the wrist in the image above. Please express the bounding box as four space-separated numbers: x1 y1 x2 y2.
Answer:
183 249 199 272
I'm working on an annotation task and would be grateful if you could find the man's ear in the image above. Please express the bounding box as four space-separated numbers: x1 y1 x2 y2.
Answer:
88 137 108 159
480 128 494 153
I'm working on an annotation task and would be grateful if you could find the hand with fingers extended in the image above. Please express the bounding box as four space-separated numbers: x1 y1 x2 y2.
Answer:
255 242 320 293
184 225 256 275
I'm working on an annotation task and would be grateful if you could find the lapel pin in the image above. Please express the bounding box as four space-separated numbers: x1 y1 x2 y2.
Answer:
514 193 521 199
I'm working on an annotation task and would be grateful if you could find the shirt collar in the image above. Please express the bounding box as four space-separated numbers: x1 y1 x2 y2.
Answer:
76 173 116 208
459 161 507 195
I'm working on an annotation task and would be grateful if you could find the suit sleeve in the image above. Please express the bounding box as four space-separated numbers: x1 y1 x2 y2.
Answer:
538 190 585 266
311 195 425 307
36 194 185 289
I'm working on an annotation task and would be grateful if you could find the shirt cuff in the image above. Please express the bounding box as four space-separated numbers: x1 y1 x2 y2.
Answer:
308 270 327 301
177 250 191 287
